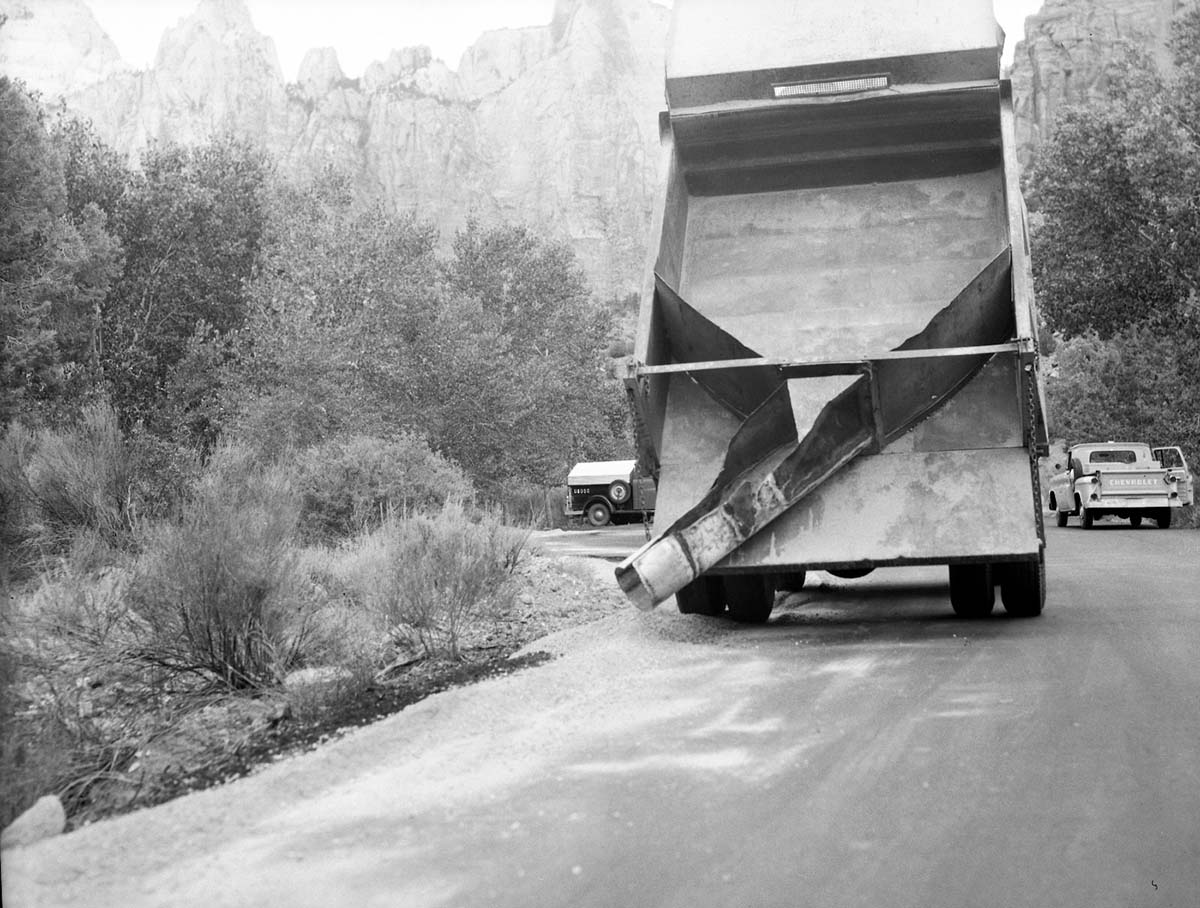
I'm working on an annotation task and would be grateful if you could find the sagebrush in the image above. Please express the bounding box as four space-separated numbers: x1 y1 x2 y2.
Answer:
342 505 527 661
129 446 316 689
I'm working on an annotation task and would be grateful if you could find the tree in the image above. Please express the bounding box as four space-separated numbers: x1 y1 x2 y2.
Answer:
227 168 446 453
1030 8 1200 477
1047 328 1199 454
104 135 271 428
1 80 123 426
229 181 629 492
441 220 629 489
1029 50 1199 339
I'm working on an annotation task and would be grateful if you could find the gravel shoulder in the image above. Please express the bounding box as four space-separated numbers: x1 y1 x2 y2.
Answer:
3 554 663 907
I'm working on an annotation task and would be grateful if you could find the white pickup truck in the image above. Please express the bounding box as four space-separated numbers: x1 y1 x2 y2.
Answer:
1047 442 1193 528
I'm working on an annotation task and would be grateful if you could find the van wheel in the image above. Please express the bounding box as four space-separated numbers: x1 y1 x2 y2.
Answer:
999 555 1045 617
1129 514 1142 529
949 564 994 617
607 480 631 505
723 575 776 624
586 502 611 527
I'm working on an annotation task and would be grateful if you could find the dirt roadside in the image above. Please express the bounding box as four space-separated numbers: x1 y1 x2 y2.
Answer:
2 551 682 907
3 549 630 835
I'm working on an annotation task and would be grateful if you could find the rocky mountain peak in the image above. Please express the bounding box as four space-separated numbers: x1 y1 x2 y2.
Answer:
154 0 282 83
297 47 345 97
0 0 126 96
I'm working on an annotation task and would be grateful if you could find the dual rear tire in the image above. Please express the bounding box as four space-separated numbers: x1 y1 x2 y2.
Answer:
676 572 792 624
949 557 1044 618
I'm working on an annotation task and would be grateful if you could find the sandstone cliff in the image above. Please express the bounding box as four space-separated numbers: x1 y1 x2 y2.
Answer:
0 0 668 296
7 0 1196 291
0 0 124 97
1010 0 1197 167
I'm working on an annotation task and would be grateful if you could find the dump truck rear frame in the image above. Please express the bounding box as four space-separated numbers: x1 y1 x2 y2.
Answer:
617 0 1048 622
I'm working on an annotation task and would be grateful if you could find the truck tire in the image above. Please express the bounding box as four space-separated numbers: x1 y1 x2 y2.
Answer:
828 567 874 579
723 575 776 624
1156 508 1172 529
1056 508 1068 527
776 571 807 592
949 564 994 618
1080 507 1094 529
1129 514 1142 529
607 480 631 505
675 576 725 617
999 556 1045 617
586 501 611 527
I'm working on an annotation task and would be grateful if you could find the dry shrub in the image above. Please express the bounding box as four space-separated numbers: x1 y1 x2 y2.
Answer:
342 504 528 661
0 560 149 827
24 404 133 545
0 405 138 582
490 481 566 529
0 423 37 583
129 446 316 690
295 434 473 542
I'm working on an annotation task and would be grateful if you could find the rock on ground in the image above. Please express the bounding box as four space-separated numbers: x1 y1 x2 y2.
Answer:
1 795 66 850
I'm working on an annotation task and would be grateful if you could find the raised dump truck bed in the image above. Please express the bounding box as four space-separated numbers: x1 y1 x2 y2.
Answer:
617 0 1048 622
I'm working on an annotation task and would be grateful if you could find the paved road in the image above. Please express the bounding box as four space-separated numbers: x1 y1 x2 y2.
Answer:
6 526 1199 908
530 524 649 560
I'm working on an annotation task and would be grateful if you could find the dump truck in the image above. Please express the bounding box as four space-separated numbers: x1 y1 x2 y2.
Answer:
1047 442 1193 529
616 0 1049 622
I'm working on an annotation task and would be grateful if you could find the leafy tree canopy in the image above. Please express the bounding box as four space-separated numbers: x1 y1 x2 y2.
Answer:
1030 7 1200 474
104 135 272 426
1029 12 1200 340
1 80 123 425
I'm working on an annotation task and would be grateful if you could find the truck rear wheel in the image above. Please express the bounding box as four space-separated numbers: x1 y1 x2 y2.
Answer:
674 575 726 617
1080 507 1094 529
998 555 1045 617
1055 508 1068 527
1129 514 1142 529
723 574 776 624
828 567 874 579
949 564 994 618
1156 508 1172 529
776 571 807 592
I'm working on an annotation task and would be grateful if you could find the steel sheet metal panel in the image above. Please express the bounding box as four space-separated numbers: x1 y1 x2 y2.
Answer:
667 0 1002 79
722 447 1040 566
679 168 1008 362
653 357 1035 566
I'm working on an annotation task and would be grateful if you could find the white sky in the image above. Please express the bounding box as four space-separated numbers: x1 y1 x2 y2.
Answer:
85 0 1046 80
